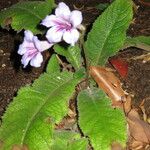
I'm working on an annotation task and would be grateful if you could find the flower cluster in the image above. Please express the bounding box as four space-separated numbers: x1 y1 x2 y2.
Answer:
18 2 83 68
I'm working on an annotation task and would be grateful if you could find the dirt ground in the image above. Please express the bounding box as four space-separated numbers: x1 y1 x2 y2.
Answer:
0 0 150 143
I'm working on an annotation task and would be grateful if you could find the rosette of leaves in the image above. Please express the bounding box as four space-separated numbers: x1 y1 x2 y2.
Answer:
0 0 134 149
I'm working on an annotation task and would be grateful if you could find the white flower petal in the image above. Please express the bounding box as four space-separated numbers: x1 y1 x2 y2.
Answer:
39 41 53 51
41 15 57 28
33 36 41 51
21 53 32 68
30 53 43 67
33 36 53 52
70 10 83 27
24 30 34 42
46 26 63 43
63 29 79 46
18 43 27 55
55 2 71 20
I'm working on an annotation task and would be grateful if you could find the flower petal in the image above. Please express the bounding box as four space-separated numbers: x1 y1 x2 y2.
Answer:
18 43 27 55
46 26 63 43
63 29 79 46
21 53 32 68
30 53 43 67
24 30 34 42
41 15 57 28
33 36 53 52
55 2 71 20
39 41 53 51
70 10 83 27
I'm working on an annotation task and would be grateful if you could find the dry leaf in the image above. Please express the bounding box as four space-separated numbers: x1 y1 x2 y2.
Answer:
55 114 76 130
111 142 124 150
127 109 150 144
109 58 129 78
89 66 126 107
123 99 150 145
11 145 29 150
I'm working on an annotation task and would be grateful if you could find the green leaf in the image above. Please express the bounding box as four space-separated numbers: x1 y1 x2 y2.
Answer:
85 0 133 66
123 36 150 51
0 71 83 150
0 0 54 33
52 130 88 150
54 44 82 70
78 88 127 150
46 54 60 74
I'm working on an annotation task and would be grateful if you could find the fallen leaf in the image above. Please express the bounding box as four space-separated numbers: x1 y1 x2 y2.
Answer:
109 58 128 78
11 145 29 150
89 66 126 107
123 99 150 144
127 109 150 144
111 142 124 150
55 113 76 130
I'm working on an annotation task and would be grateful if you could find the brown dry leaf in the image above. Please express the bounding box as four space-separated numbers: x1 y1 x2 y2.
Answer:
11 145 29 150
127 109 150 144
111 142 124 150
128 140 149 150
89 66 126 107
123 98 150 145
55 113 76 130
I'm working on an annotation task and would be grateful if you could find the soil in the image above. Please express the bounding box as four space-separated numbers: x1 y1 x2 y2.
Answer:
0 0 150 148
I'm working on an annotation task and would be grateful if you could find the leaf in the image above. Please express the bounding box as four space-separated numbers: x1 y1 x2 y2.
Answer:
124 36 150 51
0 71 83 150
73 67 86 81
78 88 127 150
51 130 88 150
85 0 133 66
127 109 150 144
0 0 54 33
46 54 60 74
123 99 150 144
54 44 82 70
89 66 125 107
109 58 128 78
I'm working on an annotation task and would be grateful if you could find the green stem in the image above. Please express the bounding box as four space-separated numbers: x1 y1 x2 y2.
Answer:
122 43 150 51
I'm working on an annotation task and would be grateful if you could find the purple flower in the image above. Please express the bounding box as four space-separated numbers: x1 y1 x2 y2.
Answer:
41 2 83 46
18 30 53 68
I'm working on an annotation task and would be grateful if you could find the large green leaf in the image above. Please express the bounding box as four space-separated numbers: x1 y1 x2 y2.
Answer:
78 88 127 150
54 44 82 70
85 0 133 66
46 54 60 74
51 130 88 150
0 0 54 33
123 36 150 51
0 71 82 150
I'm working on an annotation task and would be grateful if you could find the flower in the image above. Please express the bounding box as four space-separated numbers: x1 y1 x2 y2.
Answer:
18 30 53 68
41 2 83 46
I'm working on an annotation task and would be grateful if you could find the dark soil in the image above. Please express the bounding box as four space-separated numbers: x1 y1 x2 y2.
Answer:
0 0 150 139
